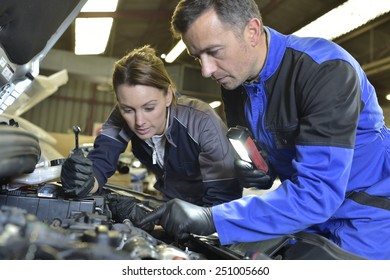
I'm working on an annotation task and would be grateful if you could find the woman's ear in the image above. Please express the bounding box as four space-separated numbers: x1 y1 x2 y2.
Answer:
166 85 174 107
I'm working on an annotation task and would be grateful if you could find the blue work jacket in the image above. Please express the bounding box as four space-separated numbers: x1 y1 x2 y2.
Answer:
213 27 390 259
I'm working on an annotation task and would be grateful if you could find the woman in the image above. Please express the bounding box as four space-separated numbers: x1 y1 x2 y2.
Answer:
61 45 242 208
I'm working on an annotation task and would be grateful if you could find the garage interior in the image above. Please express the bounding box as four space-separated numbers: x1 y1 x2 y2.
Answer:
5 0 389 139
0 0 389 261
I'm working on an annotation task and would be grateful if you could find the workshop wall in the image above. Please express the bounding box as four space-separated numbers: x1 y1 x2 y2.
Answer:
22 75 116 135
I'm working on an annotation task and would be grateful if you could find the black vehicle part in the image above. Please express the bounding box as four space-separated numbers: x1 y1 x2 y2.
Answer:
226 231 365 260
0 185 105 224
104 183 165 210
0 0 84 65
184 235 244 260
185 232 365 260
0 125 40 178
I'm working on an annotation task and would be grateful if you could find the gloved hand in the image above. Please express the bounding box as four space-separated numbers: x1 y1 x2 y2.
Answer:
234 159 272 189
60 149 95 198
106 194 155 232
138 198 216 240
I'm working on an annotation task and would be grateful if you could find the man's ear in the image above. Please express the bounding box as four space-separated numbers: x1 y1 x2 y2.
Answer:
247 18 262 47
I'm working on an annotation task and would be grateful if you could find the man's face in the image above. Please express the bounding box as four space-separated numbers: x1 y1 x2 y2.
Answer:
182 9 260 90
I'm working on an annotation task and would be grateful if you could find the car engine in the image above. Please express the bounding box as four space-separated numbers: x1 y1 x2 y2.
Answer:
0 121 365 260
0 192 194 260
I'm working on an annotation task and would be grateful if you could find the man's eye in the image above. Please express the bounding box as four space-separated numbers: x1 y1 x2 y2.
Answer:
145 107 154 112
209 49 220 57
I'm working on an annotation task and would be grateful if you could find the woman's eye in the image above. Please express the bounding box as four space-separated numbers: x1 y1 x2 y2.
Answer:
122 108 133 113
144 107 154 112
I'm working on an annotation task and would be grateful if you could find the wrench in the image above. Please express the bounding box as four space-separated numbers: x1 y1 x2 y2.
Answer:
72 125 81 150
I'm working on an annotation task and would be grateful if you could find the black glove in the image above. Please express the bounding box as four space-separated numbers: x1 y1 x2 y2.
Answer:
234 159 272 189
107 194 155 232
138 198 216 240
60 149 95 198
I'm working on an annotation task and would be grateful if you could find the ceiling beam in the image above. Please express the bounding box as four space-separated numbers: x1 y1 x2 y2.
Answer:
334 13 390 44
362 56 390 76
78 10 172 19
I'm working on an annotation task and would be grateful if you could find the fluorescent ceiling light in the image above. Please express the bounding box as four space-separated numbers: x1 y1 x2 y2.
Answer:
75 18 113 55
81 0 118 12
165 40 186 63
293 0 390 40
75 0 118 55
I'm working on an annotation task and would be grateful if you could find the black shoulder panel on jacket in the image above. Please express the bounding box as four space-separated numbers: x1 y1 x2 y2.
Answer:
265 49 362 148
221 86 248 128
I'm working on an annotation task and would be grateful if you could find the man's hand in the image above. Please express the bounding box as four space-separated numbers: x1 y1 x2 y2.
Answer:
60 149 95 198
234 159 272 189
138 198 216 240
106 194 155 232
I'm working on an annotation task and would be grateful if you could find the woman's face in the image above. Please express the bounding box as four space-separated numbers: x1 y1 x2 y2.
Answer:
116 84 173 140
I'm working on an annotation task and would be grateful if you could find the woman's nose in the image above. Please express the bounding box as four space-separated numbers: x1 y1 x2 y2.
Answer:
135 111 145 126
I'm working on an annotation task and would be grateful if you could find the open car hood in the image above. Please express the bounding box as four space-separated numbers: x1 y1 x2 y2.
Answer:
0 0 87 113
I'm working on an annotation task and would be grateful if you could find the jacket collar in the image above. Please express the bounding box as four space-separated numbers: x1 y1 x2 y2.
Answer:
251 27 288 84
164 105 178 148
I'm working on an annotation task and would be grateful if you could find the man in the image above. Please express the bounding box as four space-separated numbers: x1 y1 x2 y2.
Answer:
140 0 390 259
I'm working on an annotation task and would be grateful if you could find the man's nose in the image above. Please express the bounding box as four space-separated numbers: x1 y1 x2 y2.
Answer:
200 57 217 78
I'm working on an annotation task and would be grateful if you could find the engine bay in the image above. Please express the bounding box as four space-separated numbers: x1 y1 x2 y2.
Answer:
0 181 366 260
0 184 194 260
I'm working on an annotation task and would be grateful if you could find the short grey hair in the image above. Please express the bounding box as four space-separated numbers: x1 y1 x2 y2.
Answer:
171 0 262 39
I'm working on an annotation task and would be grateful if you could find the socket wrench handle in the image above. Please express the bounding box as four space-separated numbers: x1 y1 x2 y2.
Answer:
72 125 81 150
